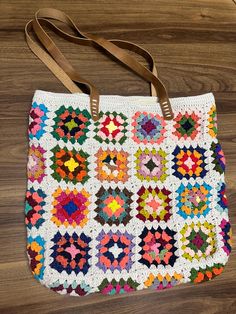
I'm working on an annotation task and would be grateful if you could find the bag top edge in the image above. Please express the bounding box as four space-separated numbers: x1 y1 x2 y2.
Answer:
33 90 215 108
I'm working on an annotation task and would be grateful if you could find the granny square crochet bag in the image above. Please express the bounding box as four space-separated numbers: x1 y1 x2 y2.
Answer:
24 8 232 296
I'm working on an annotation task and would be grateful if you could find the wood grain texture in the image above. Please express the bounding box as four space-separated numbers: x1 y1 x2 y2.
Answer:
0 1 236 313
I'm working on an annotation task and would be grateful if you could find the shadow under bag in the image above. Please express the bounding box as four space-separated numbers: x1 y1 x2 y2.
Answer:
24 8 232 296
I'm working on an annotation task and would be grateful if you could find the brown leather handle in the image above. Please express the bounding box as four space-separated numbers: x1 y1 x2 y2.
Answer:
25 8 174 121
32 8 158 96
27 20 158 95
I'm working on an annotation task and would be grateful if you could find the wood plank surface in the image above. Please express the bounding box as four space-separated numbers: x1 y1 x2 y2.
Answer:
0 1 235 313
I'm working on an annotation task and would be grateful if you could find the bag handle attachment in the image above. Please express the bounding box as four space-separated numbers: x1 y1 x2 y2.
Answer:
25 8 174 121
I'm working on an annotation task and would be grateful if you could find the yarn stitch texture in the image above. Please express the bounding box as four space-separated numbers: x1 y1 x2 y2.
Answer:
25 91 232 296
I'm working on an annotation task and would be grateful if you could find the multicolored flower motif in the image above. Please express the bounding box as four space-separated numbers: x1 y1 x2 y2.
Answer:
50 232 91 275
219 219 232 256
211 142 225 174
50 145 89 184
190 263 224 283
25 188 46 229
50 280 92 296
95 187 132 226
172 112 200 140
139 227 178 267
176 182 212 219
96 230 134 272
95 148 129 183
135 148 168 182
51 188 90 228
207 104 217 138
98 278 139 295
144 272 183 290
132 112 166 144
28 102 48 139
28 145 46 183
136 186 172 222
180 221 216 261
172 146 207 179
216 182 228 213
27 235 45 281
52 106 91 144
94 111 128 144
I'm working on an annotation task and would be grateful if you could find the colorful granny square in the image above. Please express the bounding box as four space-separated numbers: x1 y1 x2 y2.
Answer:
98 278 139 295
207 105 217 138
135 148 168 182
139 226 178 267
50 232 91 275
52 106 91 144
211 142 225 174
50 280 92 296
216 182 228 213
136 186 172 222
180 221 216 261
190 263 224 283
176 182 212 219
132 112 166 144
96 230 134 272
28 102 48 139
25 188 46 229
94 111 128 144
144 272 183 290
95 187 132 226
27 235 45 281
219 219 232 256
172 112 200 140
50 145 89 184
28 144 46 183
51 188 90 227
172 146 207 179
95 148 129 183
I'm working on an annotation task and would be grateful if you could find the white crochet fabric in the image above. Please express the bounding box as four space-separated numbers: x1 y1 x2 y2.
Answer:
25 91 231 296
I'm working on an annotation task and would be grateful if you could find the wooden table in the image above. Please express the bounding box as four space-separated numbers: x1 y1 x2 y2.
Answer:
0 1 235 313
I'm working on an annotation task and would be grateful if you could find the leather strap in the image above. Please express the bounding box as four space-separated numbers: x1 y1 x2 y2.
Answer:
33 8 158 96
25 8 174 120
26 19 158 95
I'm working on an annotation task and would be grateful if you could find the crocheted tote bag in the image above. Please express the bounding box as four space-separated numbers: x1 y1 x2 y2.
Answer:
25 8 232 296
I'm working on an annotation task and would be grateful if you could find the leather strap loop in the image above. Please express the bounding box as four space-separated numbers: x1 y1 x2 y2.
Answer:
32 11 101 121
25 8 174 120
25 20 82 94
34 8 159 96
88 33 173 119
30 18 159 95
